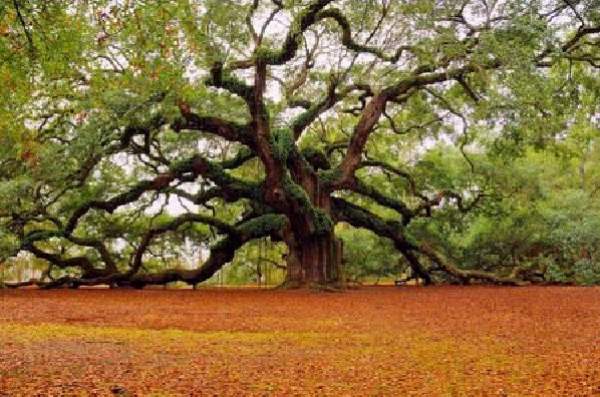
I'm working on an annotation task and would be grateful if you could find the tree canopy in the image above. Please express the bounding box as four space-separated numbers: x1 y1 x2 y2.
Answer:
1 0 600 289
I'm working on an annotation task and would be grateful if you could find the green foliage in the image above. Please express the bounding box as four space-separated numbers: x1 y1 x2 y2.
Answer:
543 258 570 284
572 259 600 286
2 0 600 287
414 140 600 285
338 226 403 282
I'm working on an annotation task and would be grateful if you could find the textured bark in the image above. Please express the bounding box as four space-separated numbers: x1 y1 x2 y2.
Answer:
285 231 344 288
283 165 344 289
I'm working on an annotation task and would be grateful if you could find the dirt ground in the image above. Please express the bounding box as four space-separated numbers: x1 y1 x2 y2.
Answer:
1 286 600 396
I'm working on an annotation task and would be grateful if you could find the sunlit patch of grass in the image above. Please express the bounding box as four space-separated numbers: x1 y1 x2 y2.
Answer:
0 322 546 394
403 333 545 394
0 322 332 352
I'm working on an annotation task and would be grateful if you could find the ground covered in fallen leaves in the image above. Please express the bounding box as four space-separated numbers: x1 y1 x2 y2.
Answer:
1 286 600 396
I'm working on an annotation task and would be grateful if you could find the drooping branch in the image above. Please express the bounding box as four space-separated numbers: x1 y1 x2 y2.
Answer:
331 197 431 284
418 243 529 286
25 244 99 276
332 197 527 286
16 152 260 260
129 213 238 275
349 179 414 224
4 214 287 289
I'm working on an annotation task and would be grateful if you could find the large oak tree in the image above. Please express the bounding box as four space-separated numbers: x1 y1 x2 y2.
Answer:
1 0 599 288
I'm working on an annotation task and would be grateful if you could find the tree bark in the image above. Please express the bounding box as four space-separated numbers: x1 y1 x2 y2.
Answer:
285 231 344 289
282 167 345 289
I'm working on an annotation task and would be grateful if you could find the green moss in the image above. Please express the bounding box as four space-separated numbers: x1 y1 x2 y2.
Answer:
301 147 330 170
22 229 63 247
281 174 333 235
318 168 342 186
312 208 333 235
173 155 260 201
282 174 311 206
270 128 294 162
300 147 321 159
254 46 281 63
221 147 254 169
291 108 316 132
206 69 253 100
240 214 287 239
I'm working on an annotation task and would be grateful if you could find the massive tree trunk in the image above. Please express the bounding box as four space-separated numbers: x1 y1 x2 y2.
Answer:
285 231 344 288
282 167 344 289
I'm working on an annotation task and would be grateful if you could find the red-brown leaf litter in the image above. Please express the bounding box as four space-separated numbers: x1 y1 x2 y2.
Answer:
1 286 600 395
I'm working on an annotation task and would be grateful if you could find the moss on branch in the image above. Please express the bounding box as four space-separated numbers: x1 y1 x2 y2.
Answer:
271 128 294 162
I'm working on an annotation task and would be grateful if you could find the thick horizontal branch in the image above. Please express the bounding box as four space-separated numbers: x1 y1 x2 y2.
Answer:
6 214 288 289
418 243 528 286
26 244 96 275
34 155 258 243
172 113 253 147
15 152 264 279
350 179 414 224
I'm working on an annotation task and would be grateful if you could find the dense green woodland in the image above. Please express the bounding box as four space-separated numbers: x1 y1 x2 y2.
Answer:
1 0 600 288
